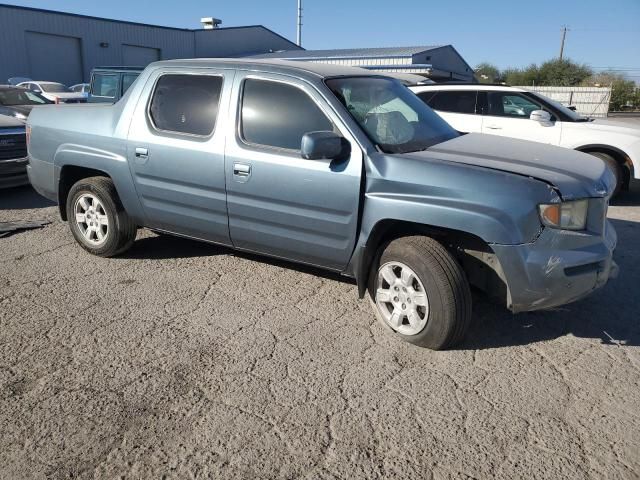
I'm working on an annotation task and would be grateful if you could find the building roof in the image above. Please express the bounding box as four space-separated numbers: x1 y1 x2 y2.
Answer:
251 46 445 60
0 2 296 46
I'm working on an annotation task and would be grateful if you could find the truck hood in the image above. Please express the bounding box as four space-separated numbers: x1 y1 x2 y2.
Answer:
408 133 614 199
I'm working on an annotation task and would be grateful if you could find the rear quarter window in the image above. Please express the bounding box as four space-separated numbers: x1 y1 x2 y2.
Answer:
148 74 223 136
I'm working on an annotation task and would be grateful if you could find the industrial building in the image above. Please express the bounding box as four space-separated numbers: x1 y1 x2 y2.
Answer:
250 46 476 82
0 3 301 86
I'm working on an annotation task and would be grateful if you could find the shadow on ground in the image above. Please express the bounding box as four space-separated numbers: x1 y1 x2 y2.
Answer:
1 186 55 210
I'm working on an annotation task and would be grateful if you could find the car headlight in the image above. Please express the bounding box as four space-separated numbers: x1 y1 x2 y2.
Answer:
538 199 588 230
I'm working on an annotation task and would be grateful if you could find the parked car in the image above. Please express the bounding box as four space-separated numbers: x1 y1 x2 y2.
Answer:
7 77 32 86
88 66 142 103
0 114 28 188
26 60 618 350
411 83 640 195
16 81 86 104
70 83 91 100
0 85 53 121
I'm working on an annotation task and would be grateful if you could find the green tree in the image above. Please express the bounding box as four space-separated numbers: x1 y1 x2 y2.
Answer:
475 62 501 83
537 59 592 86
504 64 539 86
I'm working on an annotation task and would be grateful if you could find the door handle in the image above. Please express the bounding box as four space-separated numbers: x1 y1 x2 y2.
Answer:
135 147 148 158
485 125 502 130
233 163 251 176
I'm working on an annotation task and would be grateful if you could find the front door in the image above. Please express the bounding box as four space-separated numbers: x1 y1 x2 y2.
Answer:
480 91 562 145
224 73 363 270
127 69 233 245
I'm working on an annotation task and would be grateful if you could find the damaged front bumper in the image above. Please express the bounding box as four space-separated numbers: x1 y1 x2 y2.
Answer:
492 215 617 313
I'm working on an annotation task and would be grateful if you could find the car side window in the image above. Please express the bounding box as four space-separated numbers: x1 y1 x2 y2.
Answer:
418 91 477 114
486 92 544 118
92 74 119 98
149 74 223 136
240 78 333 151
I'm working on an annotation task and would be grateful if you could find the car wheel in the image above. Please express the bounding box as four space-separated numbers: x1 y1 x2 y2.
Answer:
66 176 136 257
368 236 472 350
589 152 623 197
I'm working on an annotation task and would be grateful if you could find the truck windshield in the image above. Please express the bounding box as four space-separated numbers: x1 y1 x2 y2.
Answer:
326 76 458 154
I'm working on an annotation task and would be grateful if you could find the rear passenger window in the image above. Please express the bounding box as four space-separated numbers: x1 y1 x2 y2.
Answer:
149 74 223 136
418 91 477 114
240 79 333 151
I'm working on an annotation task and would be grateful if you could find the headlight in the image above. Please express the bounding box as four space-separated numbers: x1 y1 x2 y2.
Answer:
538 199 588 230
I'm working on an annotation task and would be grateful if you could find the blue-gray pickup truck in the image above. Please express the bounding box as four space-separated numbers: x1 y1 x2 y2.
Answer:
26 59 618 349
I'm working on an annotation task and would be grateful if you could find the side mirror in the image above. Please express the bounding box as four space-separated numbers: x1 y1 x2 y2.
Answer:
567 105 577 111
530 110 552 123
301 131 350 161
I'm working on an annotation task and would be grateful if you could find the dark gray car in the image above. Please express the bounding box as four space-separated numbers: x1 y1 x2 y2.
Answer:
0 114 28 188
26 59 618 349
0 85 52 121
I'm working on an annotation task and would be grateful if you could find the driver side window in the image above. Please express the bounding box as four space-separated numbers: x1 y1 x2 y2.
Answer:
240 79 334 151
486 92 544 118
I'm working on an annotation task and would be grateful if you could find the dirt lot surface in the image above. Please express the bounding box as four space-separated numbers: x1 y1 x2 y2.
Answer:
1 182 639 479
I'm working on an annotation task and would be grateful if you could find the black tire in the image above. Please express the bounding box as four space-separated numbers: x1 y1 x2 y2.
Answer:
368 236 472 350
589 152 623 197
66 176 136 257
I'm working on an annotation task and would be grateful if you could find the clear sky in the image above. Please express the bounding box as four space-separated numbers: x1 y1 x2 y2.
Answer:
4 0 640 79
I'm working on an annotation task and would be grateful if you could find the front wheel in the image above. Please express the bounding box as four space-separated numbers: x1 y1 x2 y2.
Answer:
368 236 472 350
66 176 137 257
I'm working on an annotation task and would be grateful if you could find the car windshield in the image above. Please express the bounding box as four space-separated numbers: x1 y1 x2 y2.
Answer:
40 83 68 93
528 91 587 121
326 76 459 154
0 89 51 106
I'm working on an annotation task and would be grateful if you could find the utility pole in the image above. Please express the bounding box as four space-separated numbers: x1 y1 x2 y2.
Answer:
296 0 303 47
559 25 569 60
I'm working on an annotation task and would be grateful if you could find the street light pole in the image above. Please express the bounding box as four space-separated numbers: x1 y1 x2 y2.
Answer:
559 25 569 60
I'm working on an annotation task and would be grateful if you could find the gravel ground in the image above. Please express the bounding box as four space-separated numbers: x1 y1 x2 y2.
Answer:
1 182 639 479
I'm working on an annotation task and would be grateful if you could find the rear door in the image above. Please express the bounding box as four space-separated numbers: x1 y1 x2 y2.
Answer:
224 72 363 270
480 91 562 144
126 69 233 245
415 89 482 133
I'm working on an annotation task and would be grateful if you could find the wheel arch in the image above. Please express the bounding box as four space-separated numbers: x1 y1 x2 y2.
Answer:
351 219 508 304
575 143 634 186
58 165 112 221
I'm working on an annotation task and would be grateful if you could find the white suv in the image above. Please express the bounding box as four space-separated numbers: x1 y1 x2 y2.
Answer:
410 84 640 194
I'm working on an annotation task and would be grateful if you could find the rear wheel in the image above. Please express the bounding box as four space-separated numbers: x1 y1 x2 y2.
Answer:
368 236 472 350
66 176 136 257
588 151 623 197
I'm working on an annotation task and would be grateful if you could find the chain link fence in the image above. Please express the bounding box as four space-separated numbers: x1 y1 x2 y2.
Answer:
515 86 612 118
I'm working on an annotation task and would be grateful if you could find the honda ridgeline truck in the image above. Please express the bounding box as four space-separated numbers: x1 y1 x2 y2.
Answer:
26 59 618 349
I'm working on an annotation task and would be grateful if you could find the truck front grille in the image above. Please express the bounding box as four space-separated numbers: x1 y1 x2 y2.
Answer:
0 133 27 161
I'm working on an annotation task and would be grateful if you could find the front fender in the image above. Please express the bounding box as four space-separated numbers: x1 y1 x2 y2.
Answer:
346 152 558 296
